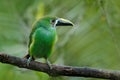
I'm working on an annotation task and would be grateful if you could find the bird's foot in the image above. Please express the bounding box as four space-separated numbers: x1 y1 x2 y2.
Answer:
27 57 32 66
46 59 52 70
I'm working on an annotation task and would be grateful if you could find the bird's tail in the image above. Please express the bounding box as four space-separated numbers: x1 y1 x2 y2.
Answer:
24 53 35 61
24 54 30 59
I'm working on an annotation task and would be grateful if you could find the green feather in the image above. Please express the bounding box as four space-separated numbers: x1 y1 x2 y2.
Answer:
29 17 57 59
29 27 57 58
26 16 73 68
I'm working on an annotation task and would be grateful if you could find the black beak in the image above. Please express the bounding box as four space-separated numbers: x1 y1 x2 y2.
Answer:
56 18 74 26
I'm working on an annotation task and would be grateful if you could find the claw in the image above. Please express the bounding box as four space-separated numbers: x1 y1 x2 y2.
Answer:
27 57 32 66
46 59 52 69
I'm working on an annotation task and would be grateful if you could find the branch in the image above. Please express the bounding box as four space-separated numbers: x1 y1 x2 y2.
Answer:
0 53 120 80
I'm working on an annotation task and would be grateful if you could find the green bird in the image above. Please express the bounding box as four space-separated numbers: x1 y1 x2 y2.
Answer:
24 16 73 69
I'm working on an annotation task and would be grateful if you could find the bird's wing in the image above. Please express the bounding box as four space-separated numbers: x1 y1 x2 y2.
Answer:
28 32 33 47
25 27 36 59
28 25 38 48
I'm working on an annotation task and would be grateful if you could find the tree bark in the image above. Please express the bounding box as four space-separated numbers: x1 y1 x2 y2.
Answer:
0 53 120 80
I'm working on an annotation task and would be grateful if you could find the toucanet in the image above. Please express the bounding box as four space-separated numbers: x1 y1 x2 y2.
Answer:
24 16 73 69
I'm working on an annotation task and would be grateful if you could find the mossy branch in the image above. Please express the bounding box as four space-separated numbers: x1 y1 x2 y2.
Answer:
0 53 120 80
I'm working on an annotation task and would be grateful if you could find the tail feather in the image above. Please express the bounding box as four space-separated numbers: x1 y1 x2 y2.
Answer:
24 54 30 59
24 54 35 61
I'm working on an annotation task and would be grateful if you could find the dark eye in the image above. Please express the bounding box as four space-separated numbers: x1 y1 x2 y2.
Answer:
51 19 56 23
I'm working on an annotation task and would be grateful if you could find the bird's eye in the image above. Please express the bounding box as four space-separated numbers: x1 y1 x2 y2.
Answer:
51 19 56 24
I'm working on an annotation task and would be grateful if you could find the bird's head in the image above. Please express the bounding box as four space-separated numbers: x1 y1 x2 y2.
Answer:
34 16 73 29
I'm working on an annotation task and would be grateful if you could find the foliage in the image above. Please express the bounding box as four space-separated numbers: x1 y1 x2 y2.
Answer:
0 0 120 80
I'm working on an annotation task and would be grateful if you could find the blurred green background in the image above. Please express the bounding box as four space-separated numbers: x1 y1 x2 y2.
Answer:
0 0 120 80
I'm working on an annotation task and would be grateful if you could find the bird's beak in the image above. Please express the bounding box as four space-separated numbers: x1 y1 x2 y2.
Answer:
56 18 74 26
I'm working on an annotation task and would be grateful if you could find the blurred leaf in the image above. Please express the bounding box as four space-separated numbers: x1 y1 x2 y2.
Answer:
0 0 120 80
0 0 42 80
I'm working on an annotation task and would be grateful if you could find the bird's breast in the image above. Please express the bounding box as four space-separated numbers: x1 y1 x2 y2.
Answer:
34 28 57 43
29 27 57 58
